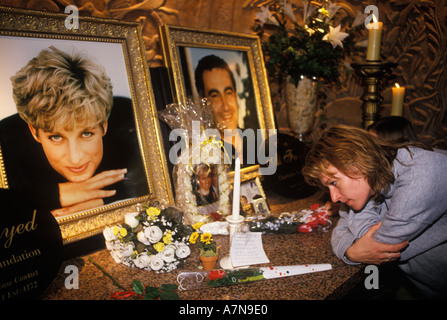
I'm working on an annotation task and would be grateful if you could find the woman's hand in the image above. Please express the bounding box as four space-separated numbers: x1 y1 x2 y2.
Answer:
345 222 409 265
58 168 127 209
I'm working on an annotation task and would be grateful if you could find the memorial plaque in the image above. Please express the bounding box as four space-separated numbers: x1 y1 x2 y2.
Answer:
0 189 62 300
261 133 317 198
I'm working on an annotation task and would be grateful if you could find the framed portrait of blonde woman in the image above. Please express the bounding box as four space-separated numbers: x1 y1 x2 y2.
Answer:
159 25 276 178
0 7 173 246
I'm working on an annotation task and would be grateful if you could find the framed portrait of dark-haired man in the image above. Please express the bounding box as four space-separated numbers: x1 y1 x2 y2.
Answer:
159 25 276 180
0 7 173 246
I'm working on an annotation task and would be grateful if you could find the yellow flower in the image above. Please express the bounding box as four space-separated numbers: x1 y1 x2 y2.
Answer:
189 232 199 244
112 226 119 236
163 231 172 244
146 207 161 220
154 242 165 253
119 227 127 237
200 232 213 245
318 7 329 17
192 222 205 230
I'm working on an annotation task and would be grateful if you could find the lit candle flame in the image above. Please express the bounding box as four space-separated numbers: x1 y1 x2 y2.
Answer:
395 83 400 88
372 13 378 23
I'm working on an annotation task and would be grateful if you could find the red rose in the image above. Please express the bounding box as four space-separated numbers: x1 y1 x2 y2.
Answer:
310 203 320 211
298 224 313 233
209 270 226 281
306 217 319 228
316 211 328 226
209 212 222 221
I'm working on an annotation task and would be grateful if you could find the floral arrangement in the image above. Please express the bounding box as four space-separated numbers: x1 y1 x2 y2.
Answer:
158 100 231 225
247 203 331 234
253 0 364 86
189 222 218 257
103 202 194 273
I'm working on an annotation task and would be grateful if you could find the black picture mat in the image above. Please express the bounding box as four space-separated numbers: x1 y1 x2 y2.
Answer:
261 133 318 199
150 66 176 195
0 188 63 300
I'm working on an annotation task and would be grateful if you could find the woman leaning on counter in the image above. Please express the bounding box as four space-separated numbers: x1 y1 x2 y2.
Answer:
302 125 447 299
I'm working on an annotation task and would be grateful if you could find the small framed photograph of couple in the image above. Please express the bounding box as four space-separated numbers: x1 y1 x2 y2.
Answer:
0 7 173 245
240 176 270 218
158 25 276 177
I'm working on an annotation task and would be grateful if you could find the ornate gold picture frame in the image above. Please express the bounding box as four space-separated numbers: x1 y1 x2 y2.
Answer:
159 25 276 177
0 7 173 244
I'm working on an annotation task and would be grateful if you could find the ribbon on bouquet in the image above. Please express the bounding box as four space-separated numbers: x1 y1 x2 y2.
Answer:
188 129 231 173
176 264 332 291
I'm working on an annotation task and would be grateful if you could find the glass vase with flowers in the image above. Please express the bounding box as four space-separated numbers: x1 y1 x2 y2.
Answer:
253 0 364 138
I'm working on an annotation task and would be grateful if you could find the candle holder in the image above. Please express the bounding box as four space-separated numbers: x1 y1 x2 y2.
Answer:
351 61 397 128
219 215 245 269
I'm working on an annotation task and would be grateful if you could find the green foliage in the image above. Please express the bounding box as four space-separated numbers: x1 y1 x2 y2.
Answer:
253 0 362 87
133 279 180 300
207 269 265 287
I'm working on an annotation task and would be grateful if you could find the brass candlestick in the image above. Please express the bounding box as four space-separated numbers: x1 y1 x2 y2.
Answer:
351 61 397 128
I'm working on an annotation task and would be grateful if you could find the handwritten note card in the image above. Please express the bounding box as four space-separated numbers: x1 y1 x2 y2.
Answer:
230 232 270 267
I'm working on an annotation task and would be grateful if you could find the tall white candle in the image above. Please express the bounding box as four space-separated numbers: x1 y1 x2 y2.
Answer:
232 156 241 219
391 83 405 116
366 14 383 61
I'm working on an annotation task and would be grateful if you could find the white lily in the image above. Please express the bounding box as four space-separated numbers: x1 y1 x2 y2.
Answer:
322 25 349 49
353 10 368 27
302 1 317 23
284 1 297 23
326 1 342 19
255 6 279 27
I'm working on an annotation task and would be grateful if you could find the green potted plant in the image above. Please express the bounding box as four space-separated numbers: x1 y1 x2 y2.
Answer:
198 232 218 270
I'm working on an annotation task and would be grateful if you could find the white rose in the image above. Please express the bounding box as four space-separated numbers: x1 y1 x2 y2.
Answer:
137 231 150 245
175 243 191 259
103 226 117 241
134 253 151 269
145 226 163 243
150 254 164 271
122 243 135 257
110 250 124 264
124 212 140 228
161 245 176 262
105 241 115 251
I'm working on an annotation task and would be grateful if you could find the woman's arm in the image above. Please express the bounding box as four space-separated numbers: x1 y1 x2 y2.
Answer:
345 222 408 264
373 150 447 260
331 210 360 264
331 201 408 265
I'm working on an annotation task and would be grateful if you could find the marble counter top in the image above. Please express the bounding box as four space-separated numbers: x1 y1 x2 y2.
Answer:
38 191 365 300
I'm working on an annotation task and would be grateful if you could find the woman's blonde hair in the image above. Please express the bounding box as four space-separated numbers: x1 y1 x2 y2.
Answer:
302 125 397 203
11 46 113 132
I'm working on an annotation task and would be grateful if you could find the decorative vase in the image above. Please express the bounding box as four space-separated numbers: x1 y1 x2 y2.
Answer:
285 76 318 141
200 254 218 271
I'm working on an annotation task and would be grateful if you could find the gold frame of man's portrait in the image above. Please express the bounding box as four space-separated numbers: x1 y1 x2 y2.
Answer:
159 25 276 178
0 7 173 245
